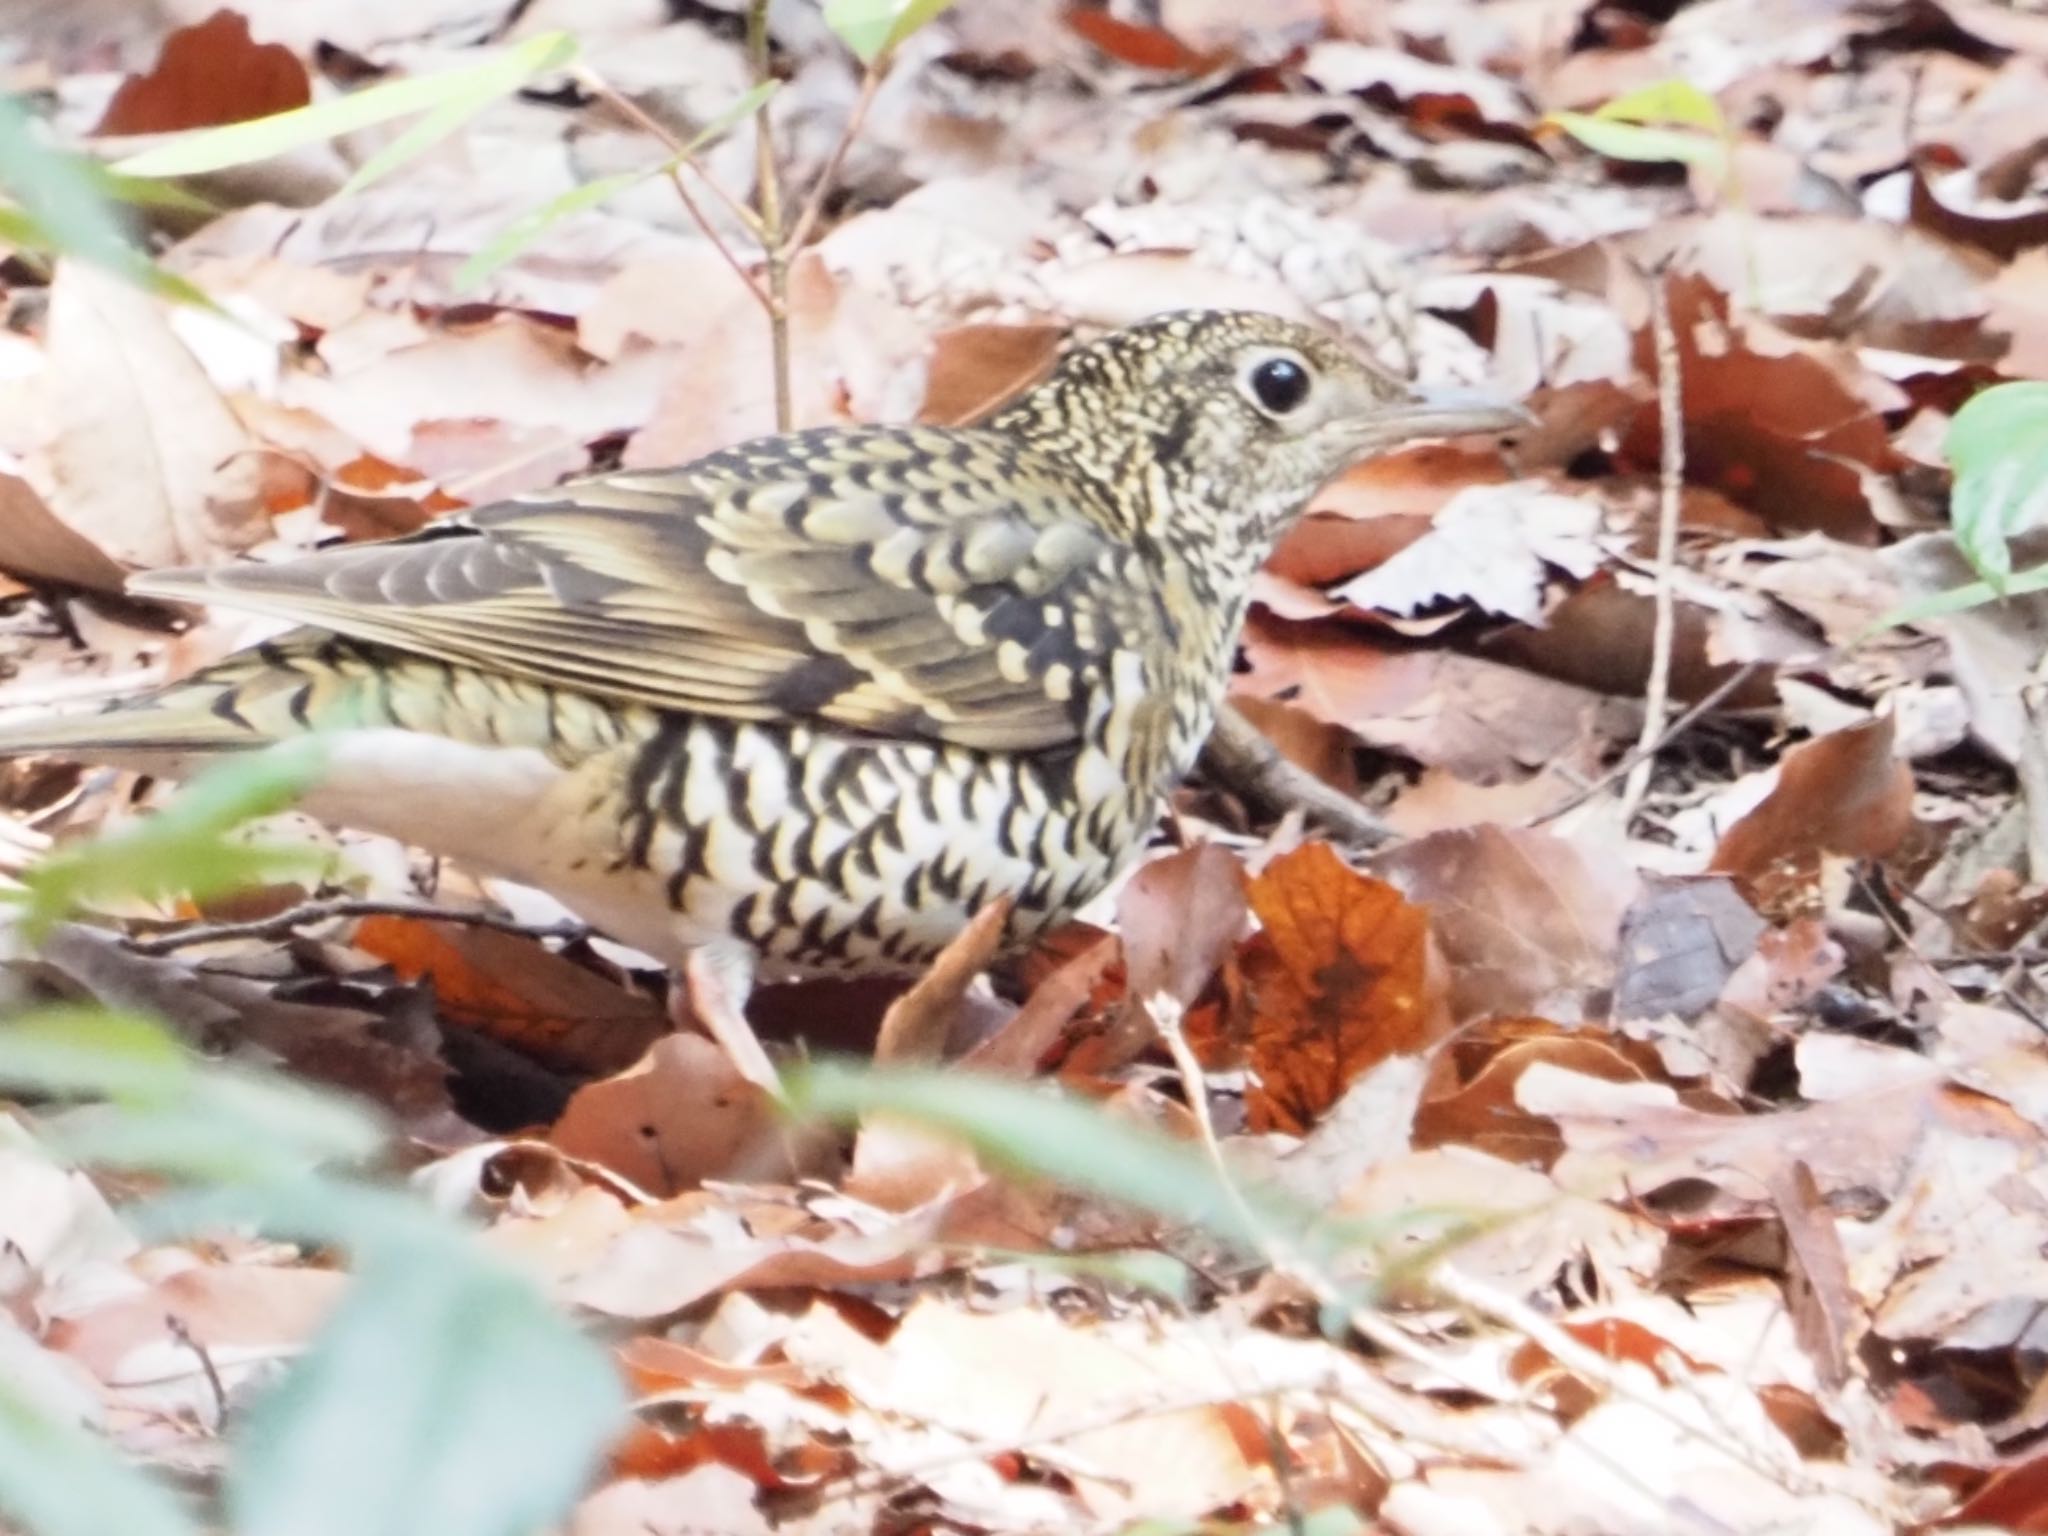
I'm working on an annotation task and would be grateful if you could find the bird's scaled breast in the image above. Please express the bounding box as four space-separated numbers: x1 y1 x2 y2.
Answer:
591 713 1162 978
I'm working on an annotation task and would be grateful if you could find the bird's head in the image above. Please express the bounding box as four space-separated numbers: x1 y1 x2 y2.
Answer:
992 310 1526 572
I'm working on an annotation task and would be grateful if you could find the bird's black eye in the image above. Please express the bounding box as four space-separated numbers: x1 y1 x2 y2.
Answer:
1249 356 1312 415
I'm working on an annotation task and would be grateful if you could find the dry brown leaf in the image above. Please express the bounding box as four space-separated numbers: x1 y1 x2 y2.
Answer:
1232 842 1447 1134
1414 1018 1661 1167
50 1261 348 1387
1378 824 1638 1024
917 323 1067 426
549 1035 783 1196
1618 274 1902 543
1237 612 1618 782
0 471 133 592
1118 843 1247 1012
781 1298 1262 1523
44 264 262 570
872 895 1011 1064
1708 716 1915 911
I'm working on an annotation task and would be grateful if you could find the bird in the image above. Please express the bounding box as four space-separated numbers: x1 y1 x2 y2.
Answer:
0 309 1520 1079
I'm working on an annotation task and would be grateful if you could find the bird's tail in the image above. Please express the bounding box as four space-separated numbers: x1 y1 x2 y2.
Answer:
1 634 582 773
0 638 386 772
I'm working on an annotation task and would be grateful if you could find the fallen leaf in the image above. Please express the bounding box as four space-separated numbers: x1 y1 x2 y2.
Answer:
1377 824 1638 1025
44 263 262 569
352 916 665 1078
1611 876 1768 1023
93 10 310 135
1708 716 1915 911
1234 842 1447 1133
917 323 1066 425
549 1035 783 1196
872 895 1012 1064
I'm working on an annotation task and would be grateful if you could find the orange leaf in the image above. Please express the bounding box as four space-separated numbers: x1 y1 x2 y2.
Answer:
1237 843 1445 1133
353 915 663 1076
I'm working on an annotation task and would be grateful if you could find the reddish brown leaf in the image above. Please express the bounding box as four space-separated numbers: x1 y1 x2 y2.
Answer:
1708 716 1915 912
917 324 1066 426
1061 8 1229 71
94 11 310 136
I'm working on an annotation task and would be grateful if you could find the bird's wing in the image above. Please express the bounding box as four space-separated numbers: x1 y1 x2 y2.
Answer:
129 426 1160 752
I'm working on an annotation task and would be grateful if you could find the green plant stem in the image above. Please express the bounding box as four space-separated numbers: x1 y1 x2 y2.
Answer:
747 0 794 433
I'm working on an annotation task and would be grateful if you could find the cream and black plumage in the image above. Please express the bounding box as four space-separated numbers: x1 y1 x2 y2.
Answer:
0 310 1518 1049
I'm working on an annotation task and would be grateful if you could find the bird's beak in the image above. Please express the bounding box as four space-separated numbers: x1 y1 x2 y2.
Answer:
1366 386 1532 445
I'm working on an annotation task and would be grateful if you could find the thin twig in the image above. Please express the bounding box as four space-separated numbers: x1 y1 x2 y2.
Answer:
1201 702 1395 848
165 1314 230 1432
747 0 794 432
1620 265 1685 826
571 65 773 312
124 896 590 955
1531 662 1759 826
782 61 886 258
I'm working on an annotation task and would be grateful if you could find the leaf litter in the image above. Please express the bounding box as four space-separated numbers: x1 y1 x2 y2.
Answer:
4 0 2048 1532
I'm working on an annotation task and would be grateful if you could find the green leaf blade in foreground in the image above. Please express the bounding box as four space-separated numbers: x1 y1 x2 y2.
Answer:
110 32 578 180
786 1059 1280 1248
455 168 651 291
0 95 207 303
823 0 961 63
229 1250 625 1536
8 738 331 941
0 1008 388 1181
1946 381 2048 590
0 1377 200 1536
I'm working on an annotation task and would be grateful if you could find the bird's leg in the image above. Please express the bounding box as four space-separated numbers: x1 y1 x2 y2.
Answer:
672 941 783 1095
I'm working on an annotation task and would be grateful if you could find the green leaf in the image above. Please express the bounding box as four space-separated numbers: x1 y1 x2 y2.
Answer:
0 96 209 304
1547 110 1727 171
0 1008 193 1101
823 0 961 63
334 94 481 200
454 167 650 291
0 1007 387 1181
1594 79 1724 133
229 1247 625 1536
9 738 331 940
0 1376 199 1536
1946 381 2048 590
1869 555 2048 631
786 1060 1287 1248
454 78 777 291
110 32 578 181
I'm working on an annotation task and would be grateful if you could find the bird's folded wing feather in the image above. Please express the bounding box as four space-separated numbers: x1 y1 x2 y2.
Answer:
128 427 1157 752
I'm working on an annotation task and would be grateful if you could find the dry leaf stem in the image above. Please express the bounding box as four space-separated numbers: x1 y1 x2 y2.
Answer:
571 65 772 312
1621 267 1685 824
